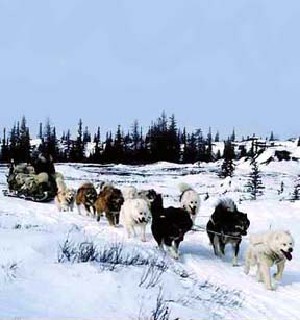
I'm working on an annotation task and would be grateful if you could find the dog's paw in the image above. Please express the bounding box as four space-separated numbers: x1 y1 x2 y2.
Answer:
266 285 275 291
244 267 250 274
232 257 239 266
273 273 282 281
256 272 264 282
168 248 179 260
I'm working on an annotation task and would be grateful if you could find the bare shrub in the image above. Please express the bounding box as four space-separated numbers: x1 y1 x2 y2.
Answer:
1 262 18 282
139 258 168 289
151 287 171 320
57 239 166 272
57 238 77 263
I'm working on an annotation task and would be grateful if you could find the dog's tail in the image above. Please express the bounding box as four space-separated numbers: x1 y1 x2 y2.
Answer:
215 197 237 213
178 182 194 193
56 176 67 193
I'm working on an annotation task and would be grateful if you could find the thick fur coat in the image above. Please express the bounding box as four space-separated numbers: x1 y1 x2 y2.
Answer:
151 194 193 259
206 197 250 266
244 229 294 290
75 182 98 216
178 182 200 224
94 186 124 226
55 176 75 212
119 198 151 241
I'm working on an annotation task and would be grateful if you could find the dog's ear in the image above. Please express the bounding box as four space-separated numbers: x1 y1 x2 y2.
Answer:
285 230 291 236
274 234 280 241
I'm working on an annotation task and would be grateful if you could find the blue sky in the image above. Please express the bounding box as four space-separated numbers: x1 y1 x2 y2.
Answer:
0 0 300 140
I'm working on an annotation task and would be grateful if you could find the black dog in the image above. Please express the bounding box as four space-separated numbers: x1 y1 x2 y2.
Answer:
206 197 250 266
151 194 193 259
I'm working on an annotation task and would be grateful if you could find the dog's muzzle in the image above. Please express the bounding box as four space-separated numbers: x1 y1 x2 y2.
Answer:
189 205 197 215
234 225 248 236
281 249 293 261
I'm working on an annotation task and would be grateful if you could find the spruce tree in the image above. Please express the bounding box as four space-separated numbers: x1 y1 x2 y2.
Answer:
65 129 72 161
216 149 221 160
147 111 178 163
83 126 91 143
245 158 265 200
92 126 102 163
291 175 300 201
113 125 124 163
69 119 84 162
178 127 186 163
0 128 9 162
182 132 197 163
230 128 236 142
39 118 58 161
219 140 235 178
19 116 31 162
131 119 140 151
102 131 113 163
195 128 206 162
9 124 17 162
215 131 220 142
167 114 180 163
205 126 212 162
39 122 43 140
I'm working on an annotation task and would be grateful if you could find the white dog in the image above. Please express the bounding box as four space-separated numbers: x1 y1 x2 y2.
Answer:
55 176 76 212
178 182 200 224
119 198 151 242
122 186 138 200
244 230 294 290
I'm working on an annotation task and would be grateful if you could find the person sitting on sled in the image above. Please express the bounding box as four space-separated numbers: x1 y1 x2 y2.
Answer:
6 151 57 200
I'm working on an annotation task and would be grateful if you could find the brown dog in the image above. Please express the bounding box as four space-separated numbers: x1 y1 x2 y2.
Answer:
94 186 124 226
75 182 98 216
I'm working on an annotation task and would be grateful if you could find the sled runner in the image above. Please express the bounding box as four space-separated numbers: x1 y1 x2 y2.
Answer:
2 189 54 203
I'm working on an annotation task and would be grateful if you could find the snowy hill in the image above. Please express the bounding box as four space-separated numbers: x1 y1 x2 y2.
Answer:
0 159 300 319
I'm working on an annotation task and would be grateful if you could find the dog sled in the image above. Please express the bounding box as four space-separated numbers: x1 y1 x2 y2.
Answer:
3 155 57 203
2 189 54 203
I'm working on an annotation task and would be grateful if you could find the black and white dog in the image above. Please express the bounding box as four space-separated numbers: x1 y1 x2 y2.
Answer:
151 193 193 259
206 197 250 266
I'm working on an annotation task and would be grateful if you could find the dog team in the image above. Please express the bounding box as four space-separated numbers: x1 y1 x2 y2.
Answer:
54 175 294 291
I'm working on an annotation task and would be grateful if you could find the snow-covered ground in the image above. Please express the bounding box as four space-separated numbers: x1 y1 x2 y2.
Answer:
0 159 300 319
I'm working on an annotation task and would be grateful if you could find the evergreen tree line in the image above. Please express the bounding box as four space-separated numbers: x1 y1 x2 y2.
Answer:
0 112 264 165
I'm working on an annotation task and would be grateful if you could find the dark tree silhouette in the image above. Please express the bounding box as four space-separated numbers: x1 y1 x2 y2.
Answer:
291 175 300 201
230 128 236 142
69 119 84 162
245 157 265 200
219 140 235 178
0 128 9 163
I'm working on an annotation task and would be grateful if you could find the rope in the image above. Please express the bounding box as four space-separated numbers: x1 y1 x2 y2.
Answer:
191 223 249 240
191 224 206 232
